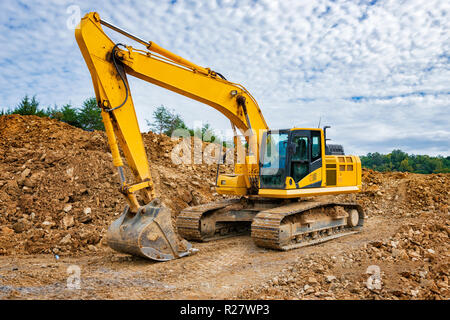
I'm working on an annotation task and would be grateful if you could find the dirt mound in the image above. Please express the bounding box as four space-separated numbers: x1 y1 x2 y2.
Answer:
0 115 225 256
238 170 449 300
343 169 449 218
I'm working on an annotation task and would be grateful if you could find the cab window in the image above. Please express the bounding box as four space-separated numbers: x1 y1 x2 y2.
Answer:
311 132 321 161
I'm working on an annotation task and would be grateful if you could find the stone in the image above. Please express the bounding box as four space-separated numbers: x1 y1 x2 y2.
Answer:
392 248 408 259
60 234 72 245
63 204 73 213
79 215 93 224
42 221 56 228
62 215 74 228
178 189 193 203
325 275 337 283
83 207 92 215
307 277 318 285
66 168 74 178
314 265 325 274
272 277 279 286
1 226 14 235
12 221 27 233
370 241 383 248
408 251 421 259
303 285 315 294
21 168 31 179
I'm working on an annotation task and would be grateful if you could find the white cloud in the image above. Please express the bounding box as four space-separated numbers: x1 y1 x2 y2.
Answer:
0 0 448 156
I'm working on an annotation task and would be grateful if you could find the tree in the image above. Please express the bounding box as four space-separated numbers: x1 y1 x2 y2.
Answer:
60 104 81 127
147 105 187 136
399 159 413 172
14 95 41 116
191 122 218 142
78 98 104 131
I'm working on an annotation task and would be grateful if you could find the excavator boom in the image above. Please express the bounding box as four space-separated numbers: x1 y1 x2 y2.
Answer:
75 12 268 261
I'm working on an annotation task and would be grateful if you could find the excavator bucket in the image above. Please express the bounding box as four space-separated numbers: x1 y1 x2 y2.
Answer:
106 201 194 261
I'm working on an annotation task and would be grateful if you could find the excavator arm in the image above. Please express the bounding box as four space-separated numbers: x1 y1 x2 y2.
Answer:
76 12 268 208
75 12 268 261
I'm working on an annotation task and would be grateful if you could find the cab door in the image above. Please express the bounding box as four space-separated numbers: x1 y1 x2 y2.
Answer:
288 130 323 188
289 132 310 184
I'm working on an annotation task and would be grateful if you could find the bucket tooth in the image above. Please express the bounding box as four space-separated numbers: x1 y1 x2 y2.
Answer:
107 202 194 261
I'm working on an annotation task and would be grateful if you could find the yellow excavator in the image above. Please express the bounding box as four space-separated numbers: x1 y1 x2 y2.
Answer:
75 12 364 261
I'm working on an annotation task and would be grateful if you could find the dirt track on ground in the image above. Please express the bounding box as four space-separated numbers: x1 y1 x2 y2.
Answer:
0 115 448 300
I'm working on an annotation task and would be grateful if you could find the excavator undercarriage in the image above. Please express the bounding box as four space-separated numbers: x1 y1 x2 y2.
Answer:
177 198 364 251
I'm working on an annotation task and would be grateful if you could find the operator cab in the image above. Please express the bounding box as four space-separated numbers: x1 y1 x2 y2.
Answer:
260 129 324 190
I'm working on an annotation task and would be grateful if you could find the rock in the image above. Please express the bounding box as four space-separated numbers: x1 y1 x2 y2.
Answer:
370 241 383 248
349 287 360 294
408 251 421 259
12 221 27 233
436 281 448 290
392 248 408 259
303 284 315 294
60 234 72 245
42 221 56 228
1 226 15 235
5 180 20 196
62 215 74 228
391 290 404 297
314 265 325 274
307 277 318 285
178 189 192 203
325 275 337 283
21 168 31 179
79 215 93 224
63 204 73 213
23 178 34 188
66 168 74 178
88 245 98 252
272 277 279 286
83 207 92 215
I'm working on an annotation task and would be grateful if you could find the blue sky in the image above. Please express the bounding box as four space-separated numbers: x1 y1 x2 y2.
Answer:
0 0 449 156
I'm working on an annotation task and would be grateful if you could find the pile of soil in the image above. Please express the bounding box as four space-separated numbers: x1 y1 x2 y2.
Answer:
0 115 225 256
353 170 449 218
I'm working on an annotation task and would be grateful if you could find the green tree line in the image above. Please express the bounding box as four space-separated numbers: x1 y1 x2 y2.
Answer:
0 95 104 131
361 149 450 174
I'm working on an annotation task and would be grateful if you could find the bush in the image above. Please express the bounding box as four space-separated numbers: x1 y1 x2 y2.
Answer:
0 96 104 132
